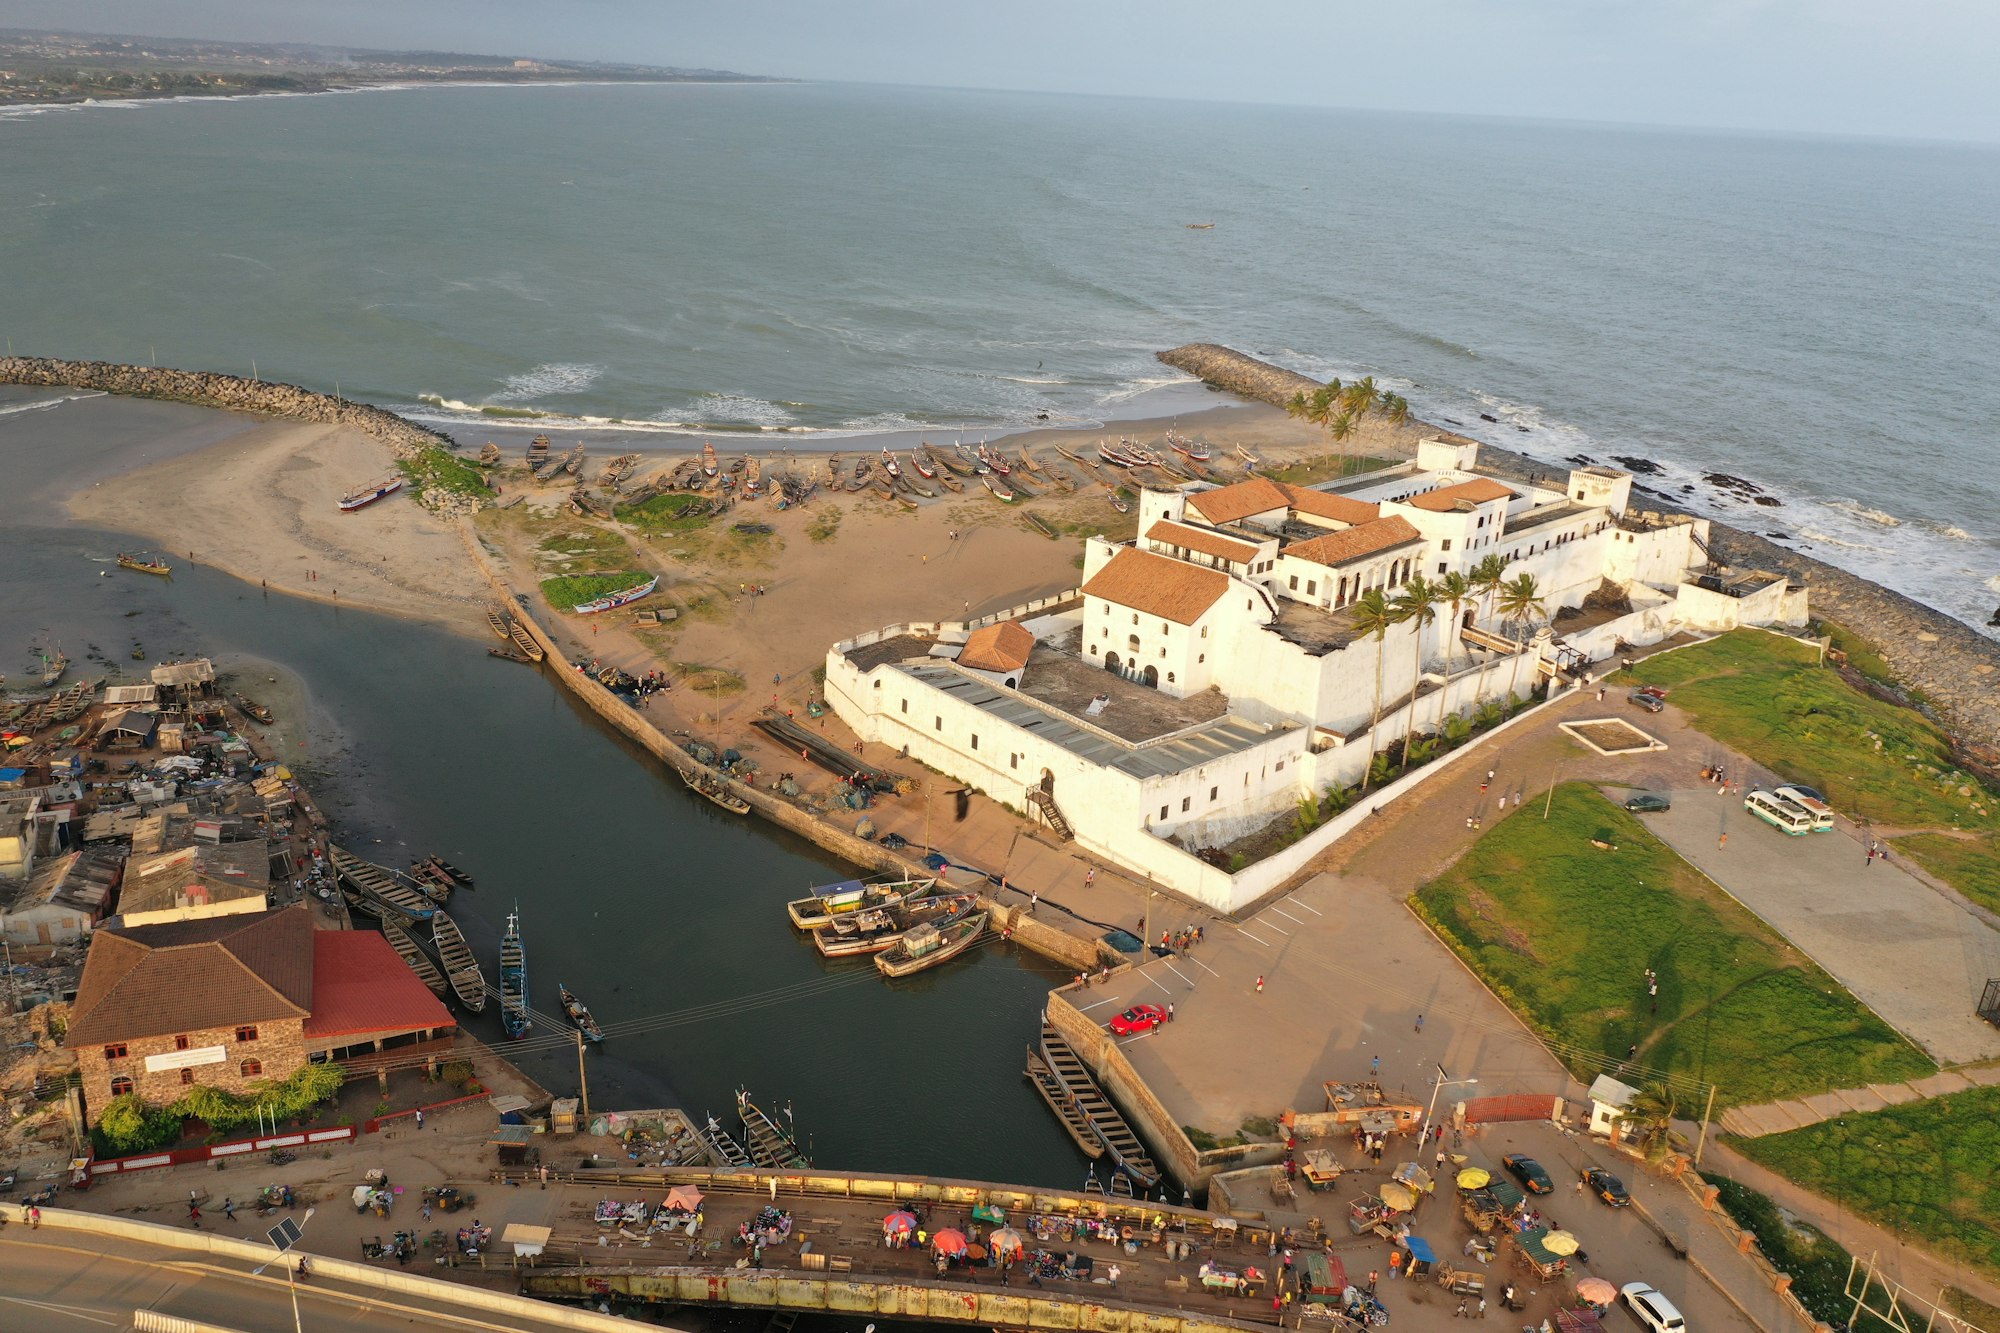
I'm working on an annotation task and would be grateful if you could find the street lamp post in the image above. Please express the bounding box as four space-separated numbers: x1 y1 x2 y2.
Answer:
254 1205 316 1333
1417 1065 1479 1144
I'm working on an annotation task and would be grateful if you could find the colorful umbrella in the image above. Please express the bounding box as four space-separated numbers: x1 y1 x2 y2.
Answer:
1576 1278 1618 1304
666 1186 705 1211
1542 1230 1581 1256
932 1228 969 1256
1379 1181 1418 1211
883 1210 918 1235
1455 1167 1491 1190
989 1227 1025 1260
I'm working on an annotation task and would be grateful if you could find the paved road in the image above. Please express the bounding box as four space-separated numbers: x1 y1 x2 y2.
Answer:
1645 789 2000 1064
0 1222 622 1332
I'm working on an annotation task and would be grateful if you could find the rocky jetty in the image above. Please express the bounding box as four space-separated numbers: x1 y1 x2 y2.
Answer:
1160 343 2000 751
0 356 483 516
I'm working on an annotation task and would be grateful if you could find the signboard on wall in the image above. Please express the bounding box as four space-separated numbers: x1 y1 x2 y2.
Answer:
143 1045 226 1073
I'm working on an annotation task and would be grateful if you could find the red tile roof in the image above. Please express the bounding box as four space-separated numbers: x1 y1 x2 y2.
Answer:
1283 516 1424 568
1185 478 1289 526
1406 478 1514 512
303 931 455 1041
66 906 313 1046
1082 548 1231 625
1277 483 1380 525
958 621 1036 674
1146 520 1260 563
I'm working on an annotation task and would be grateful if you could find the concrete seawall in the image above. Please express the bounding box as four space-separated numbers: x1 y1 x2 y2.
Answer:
1159 342 2000 752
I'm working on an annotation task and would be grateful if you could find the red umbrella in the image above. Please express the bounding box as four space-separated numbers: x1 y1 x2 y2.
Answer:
883 1210 917 1235
931 1228 969 1256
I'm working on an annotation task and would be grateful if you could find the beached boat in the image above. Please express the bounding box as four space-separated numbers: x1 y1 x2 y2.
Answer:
558 983 605 1043
499 910 530 1040
38 648 69 687
978 445 1010 475
881 447 901 480
331 846 440 917
1236 444 1261 467
430 911 488 1012
485 607 512 641
702 441 719 477
956 443 990 475
1097 442 1139 468
507 620 545 662
574 575 658 615
1014 450 1045 475
526 434 552 465
1167 431 1212 463
233 694 274 725
786 875 937 930
874 912 988 978
909 449 935 479
478 441 502 467
811 894 975 958
744 456 763 499
737 1088 810 1168
928 444 975 477
380 918 450 1000
1040 1023 1161 1186
1102 483 1129 513
338 474 405 512
982 474 1016 504
682 765 750 814
935 470 965 493
117 553 172 576
412 855 475 892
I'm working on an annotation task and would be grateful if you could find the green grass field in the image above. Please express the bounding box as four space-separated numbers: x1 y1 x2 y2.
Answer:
618 492 712 535
1734 1085 2000 1282
540 571 646 610
1615 631 1995 834
1892 833 2000 917
396 443 490 504
1414 784 1934 1105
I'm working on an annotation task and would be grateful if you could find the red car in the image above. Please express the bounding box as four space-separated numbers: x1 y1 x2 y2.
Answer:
1109 1004 1168 1036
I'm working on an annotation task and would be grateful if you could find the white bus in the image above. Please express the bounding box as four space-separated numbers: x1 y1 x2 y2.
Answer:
1744 789 1816 836
1772 784 1836 832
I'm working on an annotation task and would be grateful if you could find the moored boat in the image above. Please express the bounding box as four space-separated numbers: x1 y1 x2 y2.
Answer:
573 575 659 615
1167 430 1213 463
683 765 750 814
338 474 405 512
508 620 546 662
430 910 488 1012
982 473 1016 503
928 444 975 477
485 606 512 641
786 876 936 931
499 910 530 1040
810 893 975 958
380 918 450 1000
558 983 605 1043
1236 443 1262 468
117 553 172 576
737 1088 810 1168
1097 441 1139 468
331 846 440 917
909 449 936 479
234 694 274 724
874 912 989 978
478 441 502 467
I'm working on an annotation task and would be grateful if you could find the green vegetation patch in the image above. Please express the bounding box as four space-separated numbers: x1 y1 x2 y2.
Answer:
1614 631 1996 834
94 1062 347 1157
1182 1125 1247 1152
1413 783 1933 1105
807 508 843 543
1892 833 2000 917
1734 1084 2000 1282
1707 1175 1909 1333
541 571 646 610
1265 454 1395 486
397 444 490 504
619 492 713 536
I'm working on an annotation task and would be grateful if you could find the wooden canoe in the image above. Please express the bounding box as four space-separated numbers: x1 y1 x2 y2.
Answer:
380 917 450 1000
1027 1047 1105 1159
430 911 488 1012
874 912 988 978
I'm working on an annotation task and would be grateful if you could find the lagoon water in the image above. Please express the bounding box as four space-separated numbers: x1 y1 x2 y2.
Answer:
4 82 1998 632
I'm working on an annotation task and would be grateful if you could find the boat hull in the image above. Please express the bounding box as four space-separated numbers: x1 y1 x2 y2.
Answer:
874 911 988 978
338 477 405 511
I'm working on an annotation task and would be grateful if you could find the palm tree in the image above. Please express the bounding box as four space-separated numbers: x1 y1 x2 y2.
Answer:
1468 553 1509 702
1391 575 1439 771
1434 571 1472 733
1495 573 1547 702
1350 588 1399 793
1341 375 1380 419
1381 392 1411 426
1616 1083 1691 1164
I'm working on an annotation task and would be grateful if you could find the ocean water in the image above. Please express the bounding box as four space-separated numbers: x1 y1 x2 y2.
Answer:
2 82 1997 632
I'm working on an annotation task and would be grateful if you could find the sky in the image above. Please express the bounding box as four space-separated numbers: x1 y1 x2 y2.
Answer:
10 0 2000 143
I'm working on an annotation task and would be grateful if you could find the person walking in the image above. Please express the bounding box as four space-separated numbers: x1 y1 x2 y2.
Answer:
1367 1270 1379 1295
188 1201 202 1228
223 1197 236 1222
1718 832 1728 849
1084 867 1095 887
1414 1013 1424 1033
1255 975 1265 993
415 1108 425 1131
1370 1055 1381 1076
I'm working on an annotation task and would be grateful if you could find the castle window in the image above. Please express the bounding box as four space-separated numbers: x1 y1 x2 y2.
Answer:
1167 672 1176 683
1198 653 1205 663
1131 613 1139 625
1200 626 1208 639
240 1059 263 1079
1210 786 1218 801
1010 754 1019 769
103 1043 128 1061
1442 539 1452 551
180 1069 196 1086
1089 644 1098 655
1288 575 1299 591
970 734 979 751
1181 797 1191 812
1275 760 1285 772
111 1075 134 1096
935 716 942 731
235 1025 259 1043
1160 806 1169 821
1161 621 1170 634
174 1034 192 1051
1306 580 1316 597
901 698 908 713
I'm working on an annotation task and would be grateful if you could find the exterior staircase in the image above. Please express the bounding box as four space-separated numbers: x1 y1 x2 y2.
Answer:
1027 786 1075 841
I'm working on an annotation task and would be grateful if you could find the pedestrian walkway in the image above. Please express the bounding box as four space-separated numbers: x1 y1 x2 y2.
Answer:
1719 1062 2000 1137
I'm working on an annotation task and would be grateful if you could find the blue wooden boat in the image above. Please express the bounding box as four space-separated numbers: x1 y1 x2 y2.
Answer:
499 909 530 1040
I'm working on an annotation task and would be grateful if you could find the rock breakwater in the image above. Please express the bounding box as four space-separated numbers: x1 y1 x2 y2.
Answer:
1159 343 2000 751
0 357 485 516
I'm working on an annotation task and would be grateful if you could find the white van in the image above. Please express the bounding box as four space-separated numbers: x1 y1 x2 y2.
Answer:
1744 789 1815 836
1622 1283 1686 1333
1772 785 1836 832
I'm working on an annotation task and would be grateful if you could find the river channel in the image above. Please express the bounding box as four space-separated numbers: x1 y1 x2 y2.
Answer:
2 392 1093 1189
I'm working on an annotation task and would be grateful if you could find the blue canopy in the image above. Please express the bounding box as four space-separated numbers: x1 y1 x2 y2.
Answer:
1404 1236 1436 1264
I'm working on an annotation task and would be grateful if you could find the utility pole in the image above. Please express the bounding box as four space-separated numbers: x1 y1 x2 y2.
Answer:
575 1030 590 1124
1692 1082 1719 1166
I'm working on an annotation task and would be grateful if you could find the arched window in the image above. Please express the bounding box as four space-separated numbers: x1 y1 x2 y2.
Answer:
110 1075 134 1096
241 1059 263 1078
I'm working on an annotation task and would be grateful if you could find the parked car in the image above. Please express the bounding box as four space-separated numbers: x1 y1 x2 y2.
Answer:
1582 1167 1631 1207
1621 1283 1686 1333
1108 1004 1168 1037
1623 793 1672 813
1628 691 1665 713
1501 1154 1553 1194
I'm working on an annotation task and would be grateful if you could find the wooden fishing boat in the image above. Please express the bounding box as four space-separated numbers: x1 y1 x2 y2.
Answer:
430 911 488 1012
1014 450 1045 475
737 1088 810 1168
1122 439 1162 467
982 473 1016 503
1166 430 1213 463
1101 483 1129 514
485 606 512 641
700 1113 753 1168
961 444 991 475
498 910 530 1040
978 445 1010 475
562 443 586 476
331 846 440 917
380 917 450 1000
682 766 750 814
935 470 965 493
702 441 719 476
573 575 658 615
874 912 988 978
881 447 901 480
338 474 405 511
233 694 274 725
1056 444 1088 465
1005 472 1038 499
909 449 936 479
786 876 936 930
744 456 763 499
1040 1023 1161 1187
600 453 641 488
526 434 553 465
478 441 502 467
117 553 172 576
1098 441 1139 469
558 983 605 1043
928 444 975 477
1026 1047 1105 1159
811 894 975 958
1236 443 1261 467
507 620 545 663
412 855 475 891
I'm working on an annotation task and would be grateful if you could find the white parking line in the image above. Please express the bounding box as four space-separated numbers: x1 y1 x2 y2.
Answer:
1284 897 1324 916
1075 997 1117 1012
1162 959 1196 989
1267 905 1306 925
1256 917 1292 936
1187 956 1222 978
1237 929 1271 947
1117 1030 1156 1047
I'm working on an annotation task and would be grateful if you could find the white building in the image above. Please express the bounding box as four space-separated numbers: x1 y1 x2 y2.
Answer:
826 439 1807 911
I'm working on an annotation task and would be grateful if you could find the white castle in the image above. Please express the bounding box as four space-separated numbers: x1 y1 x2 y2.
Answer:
827 439 1805 911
